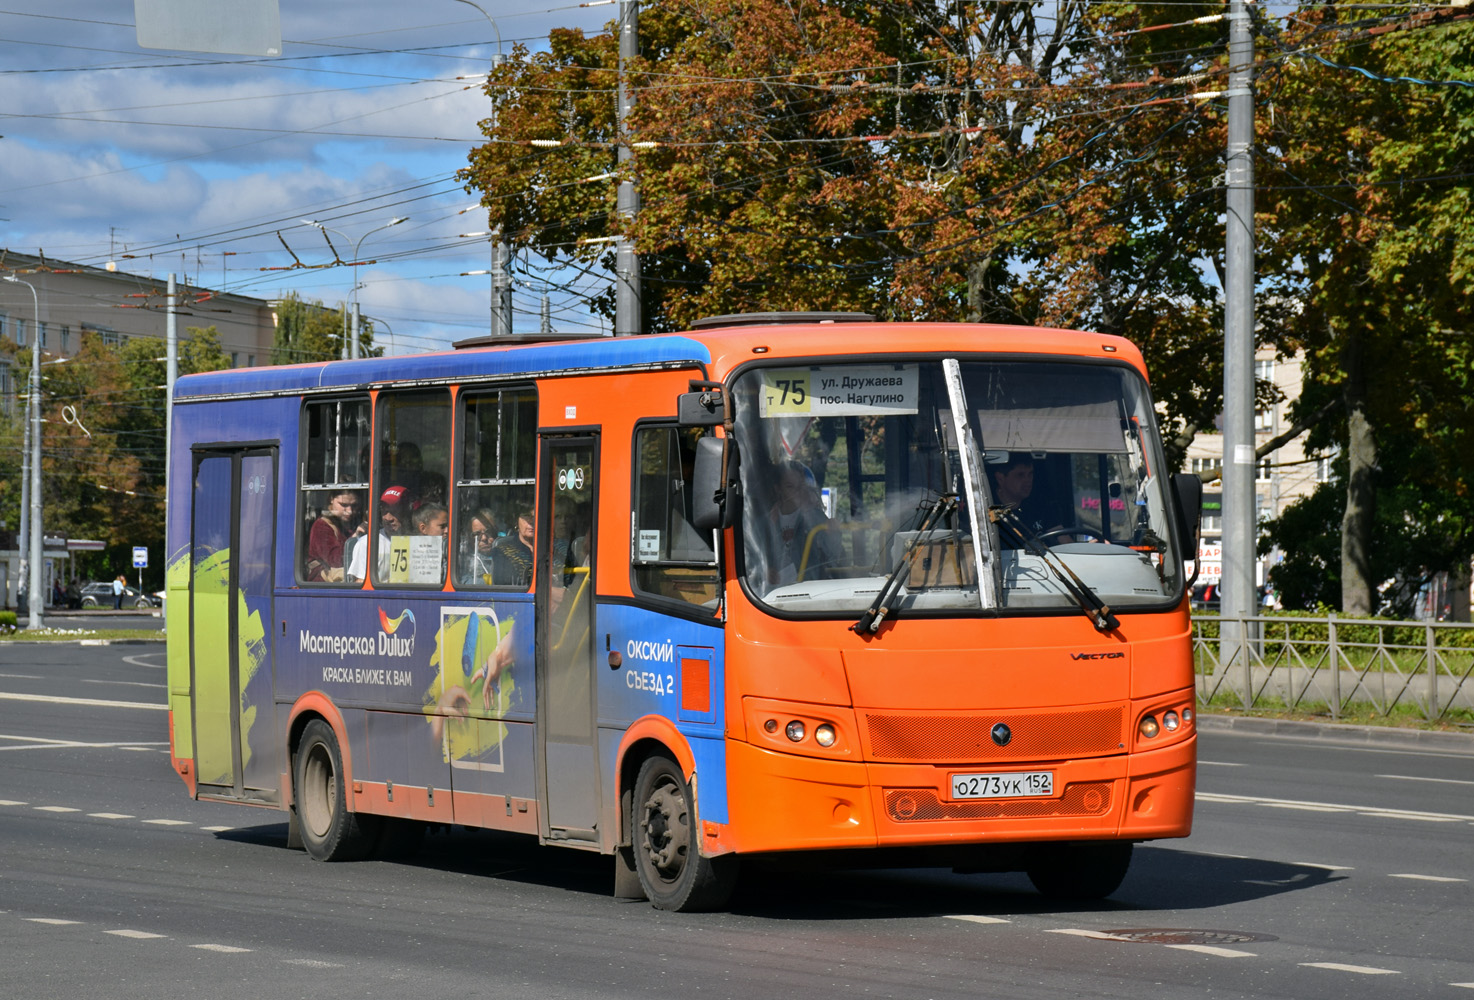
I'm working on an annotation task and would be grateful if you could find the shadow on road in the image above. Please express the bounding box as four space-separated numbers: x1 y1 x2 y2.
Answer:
211 823 1339 918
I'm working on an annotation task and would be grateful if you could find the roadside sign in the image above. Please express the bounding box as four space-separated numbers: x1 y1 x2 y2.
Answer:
132 546 149 569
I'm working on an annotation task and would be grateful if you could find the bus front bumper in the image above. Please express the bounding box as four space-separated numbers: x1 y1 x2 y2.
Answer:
721 735 1195 855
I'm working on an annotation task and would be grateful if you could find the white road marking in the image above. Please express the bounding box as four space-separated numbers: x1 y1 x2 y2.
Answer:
122 654 166 669
1291 862 1355 871
81 678 166 690
0 692 165 711
945 914 1011 925
0 673 42 680
0 734 168 748
142 819 192 826
283 959 345 968
1198 760 1245 767
199 826 235 832
1300 962 1400 975
89 813 135 820
1389 873 1466 883
1376 773 1474 787
107 929 166 940
193 944 252 953
1047 928 1129 941
34 806 80 813
0 799 28 806
26 918 81 925
1450 983 1474 989
1166 944 1256 958
1197 791 1474 824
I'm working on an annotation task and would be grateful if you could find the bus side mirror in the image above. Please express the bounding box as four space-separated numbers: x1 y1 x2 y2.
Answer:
1172 472 1202 558
678 390 723 427
692 435 733 531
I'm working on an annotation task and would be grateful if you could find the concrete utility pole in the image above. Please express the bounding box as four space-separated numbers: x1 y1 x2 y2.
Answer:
5 274 43 630
455 0 513 337
614 0 641 336
166 273 178 506
1220 0 1257 658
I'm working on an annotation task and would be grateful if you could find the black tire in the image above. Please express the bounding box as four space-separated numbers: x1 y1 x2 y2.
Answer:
1026 841 1133 901
293 719 379 861
81 597 99 609
631 753 738 911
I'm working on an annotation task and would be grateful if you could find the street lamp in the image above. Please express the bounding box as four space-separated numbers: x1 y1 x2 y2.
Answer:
4 274 43 630
300 217 408 360
453 0 513 338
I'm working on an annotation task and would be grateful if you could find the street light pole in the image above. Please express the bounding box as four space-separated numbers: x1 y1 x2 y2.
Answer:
453 0 512 338
5 274 43 630
301 217 407 360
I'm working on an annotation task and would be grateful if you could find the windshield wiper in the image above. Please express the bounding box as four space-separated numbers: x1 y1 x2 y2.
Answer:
991 506 1120 633
851 494 958 635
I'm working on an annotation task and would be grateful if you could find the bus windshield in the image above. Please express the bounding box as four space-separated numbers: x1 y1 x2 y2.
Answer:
730 358 1184 617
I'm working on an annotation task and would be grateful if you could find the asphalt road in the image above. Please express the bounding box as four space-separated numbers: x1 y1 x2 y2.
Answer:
3 641 1474 999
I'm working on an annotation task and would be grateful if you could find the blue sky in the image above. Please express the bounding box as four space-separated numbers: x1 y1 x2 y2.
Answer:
0 1 620 353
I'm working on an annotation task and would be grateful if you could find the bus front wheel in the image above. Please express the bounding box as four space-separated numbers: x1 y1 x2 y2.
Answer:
631 753 737 912
1026 841 1133 900
294 719 378 862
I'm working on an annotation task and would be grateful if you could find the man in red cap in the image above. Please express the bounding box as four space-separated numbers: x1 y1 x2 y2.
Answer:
347 485 409 582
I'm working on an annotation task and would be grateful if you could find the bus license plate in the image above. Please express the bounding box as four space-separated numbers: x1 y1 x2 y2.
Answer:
950 771 1054 800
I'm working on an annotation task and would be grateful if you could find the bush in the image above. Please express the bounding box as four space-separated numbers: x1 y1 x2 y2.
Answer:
0 611 16 632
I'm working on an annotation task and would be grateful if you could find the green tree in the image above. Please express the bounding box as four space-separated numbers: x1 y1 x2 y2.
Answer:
270 292 378 364
1257 5 1474 613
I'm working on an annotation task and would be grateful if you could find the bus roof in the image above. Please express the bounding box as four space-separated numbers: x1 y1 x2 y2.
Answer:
173 322 1144 400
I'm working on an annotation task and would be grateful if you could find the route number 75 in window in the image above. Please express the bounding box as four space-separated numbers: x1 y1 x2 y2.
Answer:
760 370 811 416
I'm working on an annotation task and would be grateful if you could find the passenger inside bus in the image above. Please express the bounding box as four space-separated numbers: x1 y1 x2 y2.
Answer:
459 508 499 584
347 484 409 582
492 505 536 588
762 461 837 588
305 489 364 582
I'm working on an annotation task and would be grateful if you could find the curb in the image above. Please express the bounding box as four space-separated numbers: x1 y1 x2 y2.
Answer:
1198 713 1474 754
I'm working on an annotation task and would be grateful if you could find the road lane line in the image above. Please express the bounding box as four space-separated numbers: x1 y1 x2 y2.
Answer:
122 654 166 668
1047 929 1130 941
200 825 235 832
89 813 135 820
0 692 165 711
1299 962 1399 975
945 914 1011 925
193 944 252 953
1198 760 1245 767
1389 873 1466 882
26 918 81 925
1290 862 1355 871
1197 791 1474 824
1166 944 1256 958
283 959 345 968
0 799 28 806
1376 773 1474 787
1450 983 1474 989
80 679 166 690
142 819 192 826
107 929 166 940
34 806 80 813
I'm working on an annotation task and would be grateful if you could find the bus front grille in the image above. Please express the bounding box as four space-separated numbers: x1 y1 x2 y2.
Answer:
884 782 1113 822
863 706 1124 763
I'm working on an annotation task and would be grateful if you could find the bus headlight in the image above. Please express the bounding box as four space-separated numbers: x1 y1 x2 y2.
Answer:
1139 715 1160 740
814 724 836 748
785 720 806 742
1163 710 1180 732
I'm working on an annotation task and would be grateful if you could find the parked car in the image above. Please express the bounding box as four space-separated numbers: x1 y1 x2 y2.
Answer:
78 581 157 609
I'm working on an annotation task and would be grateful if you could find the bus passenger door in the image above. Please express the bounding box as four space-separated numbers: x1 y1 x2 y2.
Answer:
535 434 600 842
191 448 278 802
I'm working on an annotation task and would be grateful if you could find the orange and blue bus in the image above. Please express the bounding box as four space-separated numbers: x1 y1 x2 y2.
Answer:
166 313 1201 910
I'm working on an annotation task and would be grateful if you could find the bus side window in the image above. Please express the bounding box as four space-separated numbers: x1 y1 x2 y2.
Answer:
299 398 371 585
372 390 453 588
631 424 718 607
453 386 537 589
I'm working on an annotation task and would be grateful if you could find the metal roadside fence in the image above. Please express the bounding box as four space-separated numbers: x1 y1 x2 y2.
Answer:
1194 615 1474 722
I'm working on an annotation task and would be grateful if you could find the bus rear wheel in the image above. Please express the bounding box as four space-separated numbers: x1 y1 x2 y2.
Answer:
1026 841 1133 900
294 719 378 861
631 753 737 912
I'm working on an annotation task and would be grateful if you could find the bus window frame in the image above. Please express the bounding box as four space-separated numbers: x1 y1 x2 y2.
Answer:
370 387 454 591
627 417 723 620
295 394 372 588
451 381 540 591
